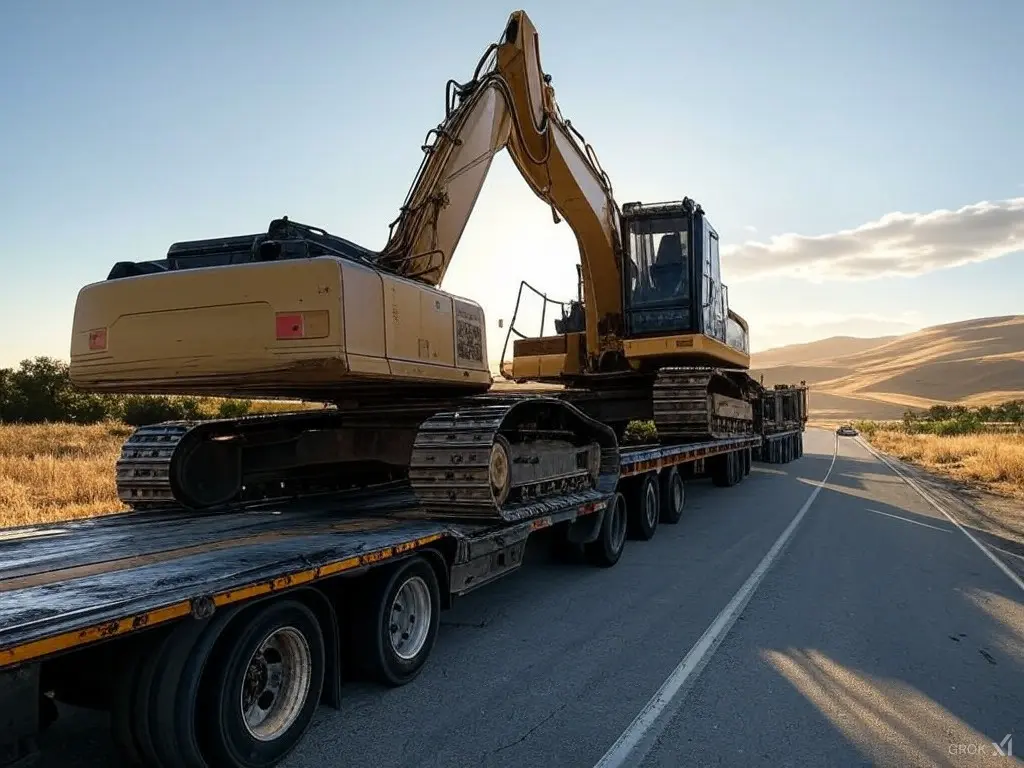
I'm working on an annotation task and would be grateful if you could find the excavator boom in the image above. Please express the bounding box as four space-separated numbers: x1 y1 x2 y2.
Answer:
377 11 623 361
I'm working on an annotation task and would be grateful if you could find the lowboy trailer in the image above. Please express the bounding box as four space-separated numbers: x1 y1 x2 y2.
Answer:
0 427 804 768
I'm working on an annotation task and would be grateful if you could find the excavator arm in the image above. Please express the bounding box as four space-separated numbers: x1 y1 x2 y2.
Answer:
377 10 623 363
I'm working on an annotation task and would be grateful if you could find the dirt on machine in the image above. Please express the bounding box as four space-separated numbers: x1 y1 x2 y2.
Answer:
69 9 797 524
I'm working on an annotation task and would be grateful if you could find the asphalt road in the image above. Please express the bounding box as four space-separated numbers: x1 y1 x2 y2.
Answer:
38 428 1024 767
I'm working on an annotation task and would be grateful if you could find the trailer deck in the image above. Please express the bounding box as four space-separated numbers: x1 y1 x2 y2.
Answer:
0 435 764 670
0 484 611 670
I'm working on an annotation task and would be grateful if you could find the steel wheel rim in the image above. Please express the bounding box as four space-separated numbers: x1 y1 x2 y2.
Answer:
644 482 658 527
240 626 312 742
672 477 684 513
389 575 432 660
610 497 627 551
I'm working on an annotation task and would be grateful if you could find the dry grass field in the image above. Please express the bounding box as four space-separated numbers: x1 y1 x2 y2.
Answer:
860 429 1024 499
0 422 131 527
0 400 322 529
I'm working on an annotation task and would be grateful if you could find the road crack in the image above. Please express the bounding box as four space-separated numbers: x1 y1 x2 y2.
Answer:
490 702 569 754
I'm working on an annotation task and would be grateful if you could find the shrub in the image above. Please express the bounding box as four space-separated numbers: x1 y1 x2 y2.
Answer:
217 398 252 419
0 356 263 426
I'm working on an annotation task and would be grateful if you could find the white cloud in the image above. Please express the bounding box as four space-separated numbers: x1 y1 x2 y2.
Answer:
744 224 758 233
723 197 1024 282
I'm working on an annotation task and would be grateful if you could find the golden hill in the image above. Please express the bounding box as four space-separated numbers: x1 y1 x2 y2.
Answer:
752 315 1024 422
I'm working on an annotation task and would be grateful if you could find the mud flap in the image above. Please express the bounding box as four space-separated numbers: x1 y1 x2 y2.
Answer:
0 665 41 767
566 507 606 545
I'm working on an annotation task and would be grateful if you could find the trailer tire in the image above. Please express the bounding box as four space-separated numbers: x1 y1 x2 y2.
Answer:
712 452 738 487
129 633 172 765
586 491 627 567
146 607 240 767
743 448 752 476
660 467 685 525
627 472 659 540
363 556 441 687
110 646 147 766
198 599 325 768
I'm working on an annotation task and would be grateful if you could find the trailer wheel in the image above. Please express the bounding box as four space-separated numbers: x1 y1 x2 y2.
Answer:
362 556 441 687
711 452 738 487
586 491 627 567
742 448 751 476
109 646 147 766
627 472 659 540
199 599 325 768
659 467 685 525
128 632 175 765
148 605 243 767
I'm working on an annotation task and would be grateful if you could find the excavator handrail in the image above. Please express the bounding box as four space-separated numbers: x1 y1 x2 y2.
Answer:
497 279 574 380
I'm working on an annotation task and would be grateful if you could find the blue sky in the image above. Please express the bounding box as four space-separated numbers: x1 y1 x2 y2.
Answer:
2 0 1023 368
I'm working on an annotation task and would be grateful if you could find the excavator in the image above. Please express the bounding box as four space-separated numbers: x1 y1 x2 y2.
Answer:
68 9 762 523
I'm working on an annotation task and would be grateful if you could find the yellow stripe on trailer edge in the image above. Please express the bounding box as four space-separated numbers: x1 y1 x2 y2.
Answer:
0 532 445 670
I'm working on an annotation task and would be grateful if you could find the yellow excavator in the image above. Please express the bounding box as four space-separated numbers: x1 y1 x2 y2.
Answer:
69 9 760 521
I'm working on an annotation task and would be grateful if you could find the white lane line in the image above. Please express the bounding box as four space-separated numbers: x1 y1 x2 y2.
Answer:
593 433 839 768
856 437 1024 594
989 544 1024 562
864 507 952 533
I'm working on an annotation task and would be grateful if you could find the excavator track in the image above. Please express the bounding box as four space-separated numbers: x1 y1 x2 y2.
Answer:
115 408 424 511
652 367 755 441
407 397 620 522
115 421 193 508
115 396 620 521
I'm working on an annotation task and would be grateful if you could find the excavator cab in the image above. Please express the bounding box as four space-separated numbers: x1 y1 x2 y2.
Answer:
619 198 750 369
505 197 751 382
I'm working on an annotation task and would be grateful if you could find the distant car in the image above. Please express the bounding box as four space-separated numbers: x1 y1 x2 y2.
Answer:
836 425 858 436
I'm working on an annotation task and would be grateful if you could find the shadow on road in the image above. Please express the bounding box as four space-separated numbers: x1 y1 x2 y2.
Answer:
698 440 1024 767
